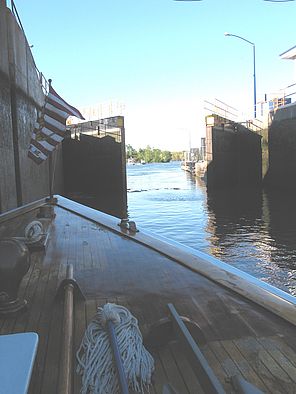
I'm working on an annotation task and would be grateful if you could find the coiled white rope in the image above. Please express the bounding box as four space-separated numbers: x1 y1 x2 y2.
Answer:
24 221 43 242
76 303 154 394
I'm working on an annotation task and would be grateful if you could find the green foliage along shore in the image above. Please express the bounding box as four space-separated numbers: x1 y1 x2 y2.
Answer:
126 144 184 163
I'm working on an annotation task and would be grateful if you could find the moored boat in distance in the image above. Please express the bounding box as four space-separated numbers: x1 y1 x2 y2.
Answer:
181 160 196 173
1 195 296 393
181 160 207 179
127 158 136 165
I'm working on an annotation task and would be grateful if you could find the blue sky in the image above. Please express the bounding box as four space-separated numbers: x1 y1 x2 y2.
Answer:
16 0 296 150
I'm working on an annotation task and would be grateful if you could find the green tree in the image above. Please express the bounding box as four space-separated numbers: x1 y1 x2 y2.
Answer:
171 151 184 161
126 145 174 163
126 144 137 159
137 148 145 162
160 151 172 163
144 146 153 163
152 149 161 162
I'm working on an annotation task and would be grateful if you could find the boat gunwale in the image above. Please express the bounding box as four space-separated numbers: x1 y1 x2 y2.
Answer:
0 197 48 224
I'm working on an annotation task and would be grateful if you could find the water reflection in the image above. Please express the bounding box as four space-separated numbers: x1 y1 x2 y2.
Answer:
127 162 296 295
207 187 296 294
263 191 296 295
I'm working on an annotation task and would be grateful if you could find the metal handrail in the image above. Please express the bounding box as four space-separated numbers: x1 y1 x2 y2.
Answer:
10 0 25 33
204 99 238 121
268 82 296 104
240 120 263 132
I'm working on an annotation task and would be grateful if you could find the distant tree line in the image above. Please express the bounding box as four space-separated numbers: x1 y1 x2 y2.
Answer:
126 145 184 163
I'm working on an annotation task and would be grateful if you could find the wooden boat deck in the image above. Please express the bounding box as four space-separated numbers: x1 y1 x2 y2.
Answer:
1 201 296 393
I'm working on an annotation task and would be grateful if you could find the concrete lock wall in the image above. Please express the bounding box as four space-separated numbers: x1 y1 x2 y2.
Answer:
206 126 237 190
206 123 262 191
0 1 63 213
0 0 17 212
265 116 296 190
236 124 262 186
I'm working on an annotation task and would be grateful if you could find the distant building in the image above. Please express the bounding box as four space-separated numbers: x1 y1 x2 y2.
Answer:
265 45 296 119
280 45 296 81
184 148 199 162
200 138 206 161
280 45 296 59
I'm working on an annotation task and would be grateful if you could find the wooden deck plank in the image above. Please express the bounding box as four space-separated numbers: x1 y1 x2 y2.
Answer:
73 213 86 275
258 337 296 384
38 301 63 394
31 217 68 394
22 269 52 394
91 229 109 299
234 337 294 393
93 227 106 273
202 344 235 393
81 219 93 271
64 213 76 265
208 341 242 378
158 346 190 394
221 339 269 392
271 337 296 370
252 339 293 388
36 274 66 394
88 223 101 271
169 340 205 394
151 351 170 394
193 293 257 341
17 251 40 301
25 246 57 332
0 316 17 344
158 347 188 394
217 293 286 338
176 295 217 344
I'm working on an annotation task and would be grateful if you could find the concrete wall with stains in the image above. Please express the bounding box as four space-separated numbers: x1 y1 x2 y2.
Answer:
265 111 296 191
0 0 63 213
206 122 262 191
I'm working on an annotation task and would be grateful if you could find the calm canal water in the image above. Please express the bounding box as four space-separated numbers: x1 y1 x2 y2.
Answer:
127 161 296 295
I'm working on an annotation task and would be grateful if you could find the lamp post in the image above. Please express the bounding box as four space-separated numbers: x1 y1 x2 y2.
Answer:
224 32 257 119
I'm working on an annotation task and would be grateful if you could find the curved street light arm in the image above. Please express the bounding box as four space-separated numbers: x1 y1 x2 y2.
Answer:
224 33 254 47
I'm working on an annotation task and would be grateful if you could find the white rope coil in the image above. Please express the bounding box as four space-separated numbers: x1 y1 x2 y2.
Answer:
24 220 43 241
76 303 154 394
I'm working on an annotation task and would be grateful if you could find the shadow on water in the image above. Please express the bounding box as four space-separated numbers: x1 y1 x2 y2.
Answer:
206 186 296 294
206 187 263 241
263 190 296 270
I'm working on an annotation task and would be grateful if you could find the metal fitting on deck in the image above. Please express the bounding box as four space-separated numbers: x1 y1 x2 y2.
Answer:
128 221 138 233
118 218 129 229
118 219 139 233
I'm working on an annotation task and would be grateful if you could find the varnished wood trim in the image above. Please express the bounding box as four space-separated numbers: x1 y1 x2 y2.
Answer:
55 195 296 327
58 265 74 394
0 198 48 224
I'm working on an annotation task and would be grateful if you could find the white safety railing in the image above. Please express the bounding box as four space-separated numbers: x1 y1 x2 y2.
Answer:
205 82 296 131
